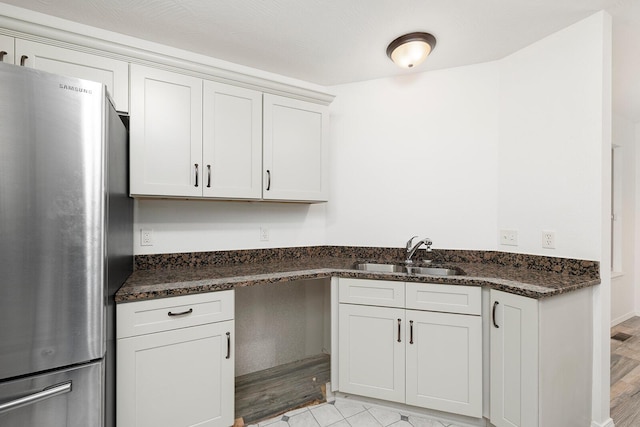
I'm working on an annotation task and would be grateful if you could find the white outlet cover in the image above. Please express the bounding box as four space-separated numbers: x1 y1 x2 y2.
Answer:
542 231 555 249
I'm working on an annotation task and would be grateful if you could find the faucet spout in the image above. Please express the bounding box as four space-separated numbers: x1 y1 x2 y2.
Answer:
405 236 432 264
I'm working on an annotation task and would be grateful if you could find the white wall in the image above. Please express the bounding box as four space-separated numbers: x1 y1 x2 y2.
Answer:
134 198 327 254
497 13 607 260
326 63 500 249
611 114 637 325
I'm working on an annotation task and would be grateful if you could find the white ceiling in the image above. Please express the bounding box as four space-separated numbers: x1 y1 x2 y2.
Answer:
4 0 639 122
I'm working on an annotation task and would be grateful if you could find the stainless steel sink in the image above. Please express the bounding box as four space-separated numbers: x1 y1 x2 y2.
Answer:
353 263 407 273
405 266 462 276
352 262 463 276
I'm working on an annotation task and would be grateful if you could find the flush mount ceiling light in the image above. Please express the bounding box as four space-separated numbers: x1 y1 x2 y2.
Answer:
386 32 437 69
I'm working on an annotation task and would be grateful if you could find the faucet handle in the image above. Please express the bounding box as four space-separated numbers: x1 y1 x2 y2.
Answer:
406 235 418 251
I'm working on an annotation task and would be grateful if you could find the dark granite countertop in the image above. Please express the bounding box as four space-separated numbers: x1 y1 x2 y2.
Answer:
115 247 601 303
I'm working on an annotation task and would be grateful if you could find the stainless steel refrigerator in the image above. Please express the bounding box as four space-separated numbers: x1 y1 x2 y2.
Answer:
0 63 132 427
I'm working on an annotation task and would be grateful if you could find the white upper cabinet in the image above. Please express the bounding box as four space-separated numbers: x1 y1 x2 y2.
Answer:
130 64 203 198
0 35 14 64
15 39 129 112
129 68 330 202
203 81 262 199
263 94 329 202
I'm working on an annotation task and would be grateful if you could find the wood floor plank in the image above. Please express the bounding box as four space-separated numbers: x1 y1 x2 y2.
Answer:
235 353 330 424
612 316 640 426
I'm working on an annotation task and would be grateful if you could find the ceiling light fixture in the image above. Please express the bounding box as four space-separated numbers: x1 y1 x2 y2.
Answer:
386 32 437 69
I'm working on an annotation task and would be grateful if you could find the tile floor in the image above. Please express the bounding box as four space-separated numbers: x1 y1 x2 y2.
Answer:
247 399 464 427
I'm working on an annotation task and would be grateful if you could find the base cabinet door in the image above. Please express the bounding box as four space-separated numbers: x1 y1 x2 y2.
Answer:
490 290 539 427
338 303 405 403
117 320 234 427
406 309 482 418
15 39 129 112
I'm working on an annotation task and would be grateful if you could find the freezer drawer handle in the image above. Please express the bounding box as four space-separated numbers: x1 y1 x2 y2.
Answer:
0 381 71 415
167 308 193 317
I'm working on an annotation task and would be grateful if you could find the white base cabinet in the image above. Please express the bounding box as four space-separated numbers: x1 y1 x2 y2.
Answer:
490 288 592 427
405 309 482 417
338 303 405 403
338 279 482 418
117 291 235 427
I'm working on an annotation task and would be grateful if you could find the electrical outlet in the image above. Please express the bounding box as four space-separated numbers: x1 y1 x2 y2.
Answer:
499 230 518 246
542 231 555 249
260 227 270 242
141 229 153 246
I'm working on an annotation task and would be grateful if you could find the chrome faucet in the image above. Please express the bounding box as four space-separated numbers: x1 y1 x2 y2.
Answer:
405 235 433 264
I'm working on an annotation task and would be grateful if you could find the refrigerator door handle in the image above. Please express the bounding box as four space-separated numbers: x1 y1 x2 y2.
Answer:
0 381 71 415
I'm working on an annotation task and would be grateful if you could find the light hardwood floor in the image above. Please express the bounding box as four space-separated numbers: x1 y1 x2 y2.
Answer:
611 316 640 426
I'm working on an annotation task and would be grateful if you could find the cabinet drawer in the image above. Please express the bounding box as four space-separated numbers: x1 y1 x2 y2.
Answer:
339 278 404 308
405 283 480 315
117 290 234 338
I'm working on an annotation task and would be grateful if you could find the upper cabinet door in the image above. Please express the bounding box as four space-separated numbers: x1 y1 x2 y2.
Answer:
15 39 129 112
202 82 262 199
130 64 203 198
0 35 15 64
263 94 329 202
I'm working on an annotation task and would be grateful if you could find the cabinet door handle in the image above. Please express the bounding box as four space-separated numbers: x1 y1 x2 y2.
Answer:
226 332 231 359
20 55 28 66
397 318 401 343
266 170 271 191
409 320 414 344
167 308 193 317
492 301 499 328
0 51 7 62
194 163 199 187
206 165 211 188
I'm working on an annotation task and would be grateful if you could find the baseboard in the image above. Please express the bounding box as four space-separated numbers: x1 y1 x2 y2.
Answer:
591 418 615 427
611 311 638 327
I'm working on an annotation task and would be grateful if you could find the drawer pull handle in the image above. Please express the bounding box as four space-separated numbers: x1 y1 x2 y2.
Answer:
266 170 271 191
194 164 199 187
397 318 401 343
492 301 499 328
409 320 414 344
0 51 7 62
226 332 231 359
20 55 28 66
206 164 211 188
167 308 193 317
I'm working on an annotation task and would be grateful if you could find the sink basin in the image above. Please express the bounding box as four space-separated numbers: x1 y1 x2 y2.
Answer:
353 263 407 273
352 263 463 276
405 266 462 276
